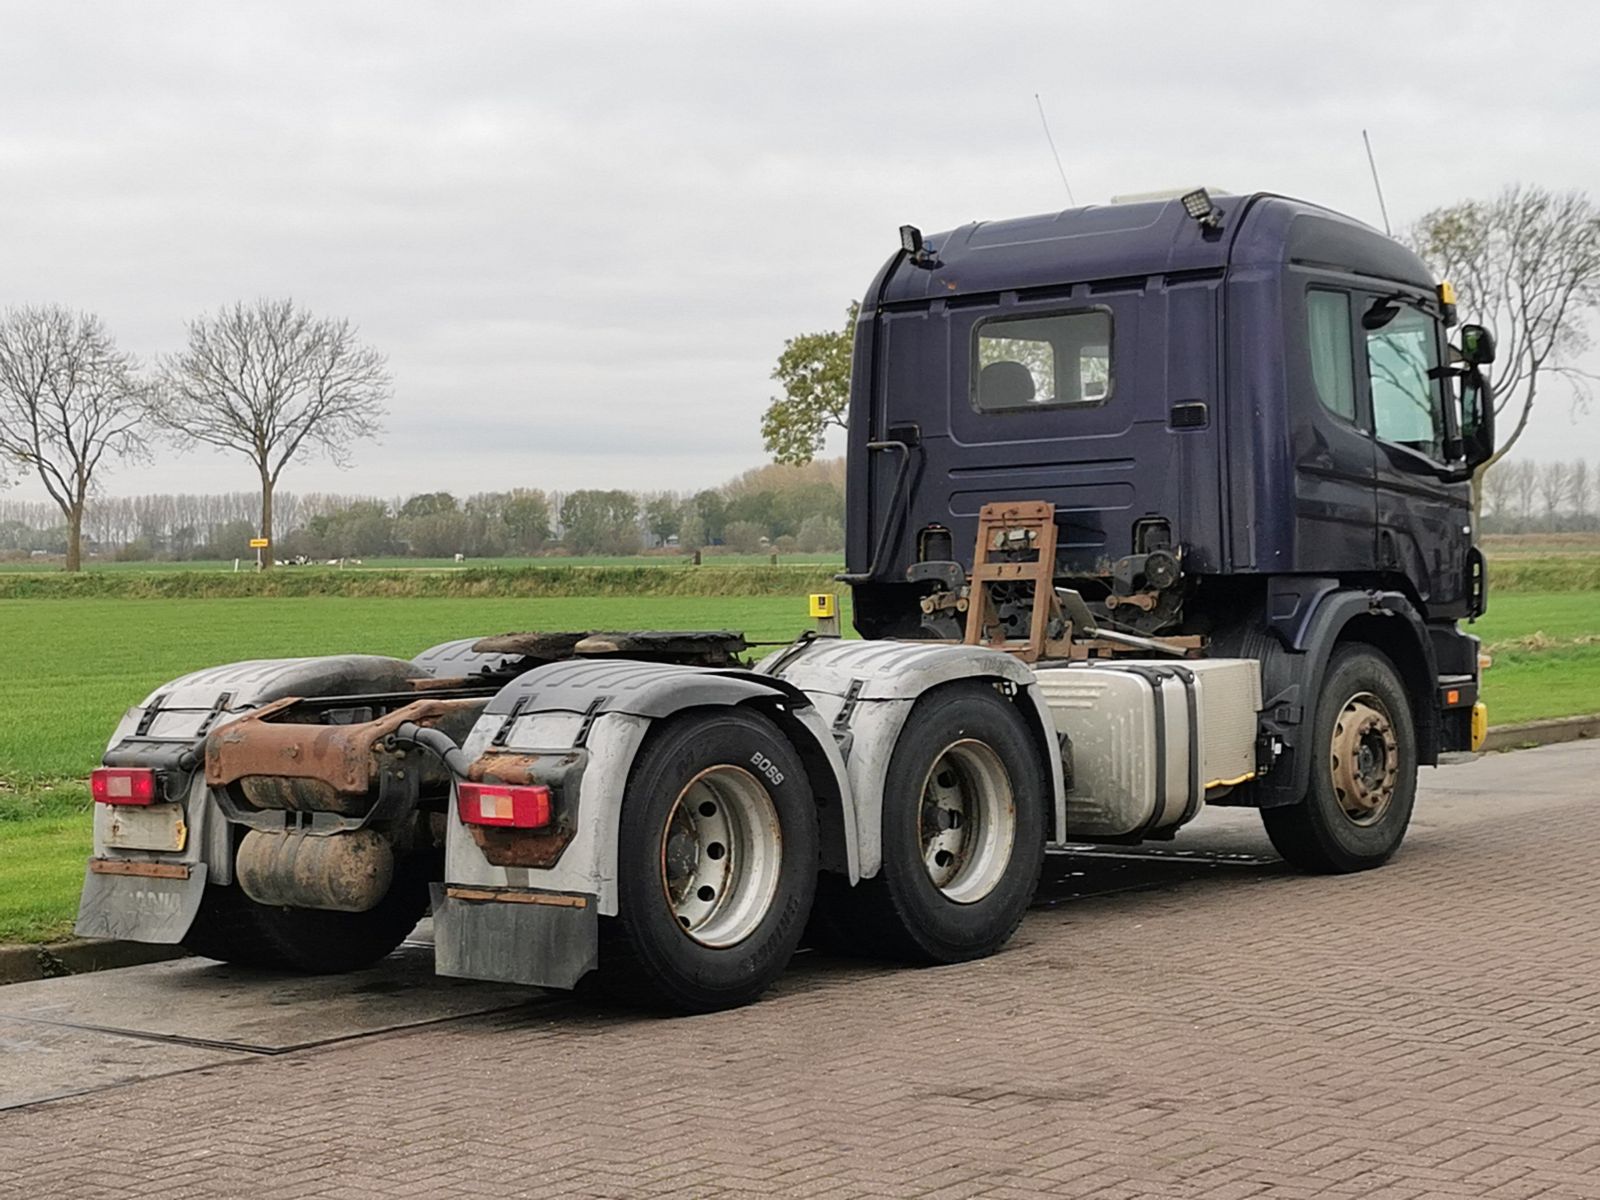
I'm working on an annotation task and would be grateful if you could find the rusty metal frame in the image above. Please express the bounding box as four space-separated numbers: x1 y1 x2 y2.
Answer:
206 697 480 795
963 500 1067 663
89 858 191 880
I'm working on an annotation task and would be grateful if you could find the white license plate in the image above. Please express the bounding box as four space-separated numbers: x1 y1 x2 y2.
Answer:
105 802 188 853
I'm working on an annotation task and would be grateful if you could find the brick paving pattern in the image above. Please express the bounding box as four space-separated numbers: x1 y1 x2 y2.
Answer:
2 743 1599 1198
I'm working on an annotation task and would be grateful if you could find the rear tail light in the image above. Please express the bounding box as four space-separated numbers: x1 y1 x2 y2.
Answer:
91 767 159 806
457 782 552 830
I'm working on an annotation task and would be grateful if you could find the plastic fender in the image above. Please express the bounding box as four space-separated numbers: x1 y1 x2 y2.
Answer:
1255 588 1439 806
1019 683 1071 846
449 709 653 916
410 637 527 679
771 702 860 882
85 654 427 936
450 658 861 914
761 639 1067 876
132 654 420 712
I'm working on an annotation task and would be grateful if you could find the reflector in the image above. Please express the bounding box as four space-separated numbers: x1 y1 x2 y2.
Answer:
91 767 159 806
457 782 552 829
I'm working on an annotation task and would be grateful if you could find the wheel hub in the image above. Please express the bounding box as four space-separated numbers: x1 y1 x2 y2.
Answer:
1329 693 1399 825
917 739 1017 905
659 765 782 948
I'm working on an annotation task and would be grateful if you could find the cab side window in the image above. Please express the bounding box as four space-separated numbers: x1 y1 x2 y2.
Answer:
1306 289 1357 422
1366 307 1445 461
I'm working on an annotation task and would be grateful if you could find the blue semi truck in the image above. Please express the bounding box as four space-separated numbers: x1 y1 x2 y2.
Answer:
77 190 1495 1011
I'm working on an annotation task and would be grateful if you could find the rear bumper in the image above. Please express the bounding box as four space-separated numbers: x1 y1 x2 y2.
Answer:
430 883 597 990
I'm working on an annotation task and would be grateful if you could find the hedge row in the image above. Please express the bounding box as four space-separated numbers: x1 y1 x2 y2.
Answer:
0 554 1591 600
0 563 847 600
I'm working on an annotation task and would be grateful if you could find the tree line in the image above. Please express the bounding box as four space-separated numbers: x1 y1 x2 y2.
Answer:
0 458 847 562
1479 457 1600 533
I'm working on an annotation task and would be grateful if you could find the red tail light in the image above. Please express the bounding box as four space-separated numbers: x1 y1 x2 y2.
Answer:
457 782 552 829
91 767 159 806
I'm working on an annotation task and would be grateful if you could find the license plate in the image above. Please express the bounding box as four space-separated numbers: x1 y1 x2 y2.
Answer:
105 802 188 853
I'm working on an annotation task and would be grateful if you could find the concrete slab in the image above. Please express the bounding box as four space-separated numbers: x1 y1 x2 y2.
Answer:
0 941 542 1055
0 1017 250 1112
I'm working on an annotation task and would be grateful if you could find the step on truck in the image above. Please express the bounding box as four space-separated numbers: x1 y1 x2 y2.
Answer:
77 190 1497 1012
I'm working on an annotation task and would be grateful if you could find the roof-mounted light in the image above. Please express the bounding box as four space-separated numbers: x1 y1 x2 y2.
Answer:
898 224 938 269
1180 188 1222 229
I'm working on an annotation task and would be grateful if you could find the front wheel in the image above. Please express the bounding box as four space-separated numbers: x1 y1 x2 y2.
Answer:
599 708 818 1013
1261 644 1418 873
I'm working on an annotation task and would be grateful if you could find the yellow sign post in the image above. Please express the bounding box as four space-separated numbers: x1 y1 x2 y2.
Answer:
249 537 269 570
808 593 840 637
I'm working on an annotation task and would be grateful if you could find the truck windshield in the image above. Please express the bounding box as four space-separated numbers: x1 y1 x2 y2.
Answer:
1366 307 1445 461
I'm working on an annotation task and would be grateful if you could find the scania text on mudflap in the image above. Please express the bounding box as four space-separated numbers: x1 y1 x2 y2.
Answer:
77 191 1496 1011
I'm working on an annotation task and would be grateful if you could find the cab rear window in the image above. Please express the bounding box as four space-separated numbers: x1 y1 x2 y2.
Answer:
972 310 1111 411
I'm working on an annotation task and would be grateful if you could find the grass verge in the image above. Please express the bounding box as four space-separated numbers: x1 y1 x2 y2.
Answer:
0 784 91 944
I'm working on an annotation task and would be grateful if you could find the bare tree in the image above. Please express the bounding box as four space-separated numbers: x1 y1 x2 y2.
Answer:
155 299 390 563
1508 459 1540 530
0 306 149 570
1537 460 1572 528
1409 186 1600 512
1479 458 1513 522
1571 459 1591 525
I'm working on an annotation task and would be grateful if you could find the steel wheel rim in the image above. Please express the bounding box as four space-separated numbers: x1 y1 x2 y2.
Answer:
1329 691 1399 826
659 765 783 948
918 739 1016 904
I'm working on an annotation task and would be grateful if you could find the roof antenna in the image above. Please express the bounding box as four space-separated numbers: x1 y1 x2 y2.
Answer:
1362 129 1392 237
1035 93 1077 207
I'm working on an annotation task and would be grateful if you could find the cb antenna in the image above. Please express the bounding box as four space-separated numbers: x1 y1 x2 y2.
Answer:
1362 129 1392 236
1035 93 1077 207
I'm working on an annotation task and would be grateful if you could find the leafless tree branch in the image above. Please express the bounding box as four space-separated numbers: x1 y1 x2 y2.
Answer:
0 305 151 569
153 299 390 563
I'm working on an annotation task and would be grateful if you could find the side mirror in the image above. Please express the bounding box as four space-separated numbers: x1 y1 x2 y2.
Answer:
1460 323 1496 366
1458 366 1495 469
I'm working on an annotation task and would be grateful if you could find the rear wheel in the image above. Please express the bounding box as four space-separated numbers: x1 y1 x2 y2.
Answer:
1261 645 1418 873
834 684 1046 964
182 848 432 973
599 708 818 1013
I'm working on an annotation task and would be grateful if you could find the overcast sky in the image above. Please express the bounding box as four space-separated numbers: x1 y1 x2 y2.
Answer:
3 0 1599 505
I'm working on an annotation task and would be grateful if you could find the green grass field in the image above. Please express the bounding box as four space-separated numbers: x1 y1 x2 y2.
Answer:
1 587 1595 944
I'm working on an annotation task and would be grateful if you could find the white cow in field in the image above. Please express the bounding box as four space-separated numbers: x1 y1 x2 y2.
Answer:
454 552 465 562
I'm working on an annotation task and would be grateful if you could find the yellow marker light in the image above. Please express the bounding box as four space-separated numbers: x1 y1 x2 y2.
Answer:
808 593 837 618
1437 280 1457 306
1471 702 1488 752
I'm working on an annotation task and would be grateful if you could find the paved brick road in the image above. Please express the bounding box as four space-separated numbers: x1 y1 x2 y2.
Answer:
3 741 1599 1199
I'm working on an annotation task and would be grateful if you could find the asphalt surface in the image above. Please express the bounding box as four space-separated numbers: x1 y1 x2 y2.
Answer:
1 741 1598 1198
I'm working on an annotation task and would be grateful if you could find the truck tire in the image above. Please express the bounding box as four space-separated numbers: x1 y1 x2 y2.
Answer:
1260 644 1418 874
598 708 818 1013
182 849 432 973
839 683 1046 964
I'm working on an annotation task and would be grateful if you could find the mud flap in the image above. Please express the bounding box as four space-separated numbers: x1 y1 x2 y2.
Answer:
430 883 597 990
74 863 209 944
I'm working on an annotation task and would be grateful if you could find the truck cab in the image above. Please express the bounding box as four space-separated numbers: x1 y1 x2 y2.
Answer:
846 190 1493 776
